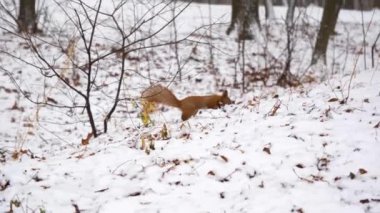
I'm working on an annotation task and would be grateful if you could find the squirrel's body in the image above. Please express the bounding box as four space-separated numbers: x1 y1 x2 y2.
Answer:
141 84 231 120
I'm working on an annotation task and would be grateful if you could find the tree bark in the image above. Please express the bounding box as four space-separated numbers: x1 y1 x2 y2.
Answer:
18 0 37 33
264 0 275 20
286 0 297 26
226 0 260 40
311 0 342 65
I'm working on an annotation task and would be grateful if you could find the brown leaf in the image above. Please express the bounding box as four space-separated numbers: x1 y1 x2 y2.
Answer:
328 98 339 102
32 174 43 182
360 199 370 204
358 168 367 175
348 172 356 179
263 147 271 155
208 170 215 176
23 123 33 128
295 163 305 169
172 159 180 166
95 188 109 193
374 121 380 128
72 203 80 213
11 101 24 111
0 180 10 191
12 151 19 160
345 108 353 113
219 192 225 199
128 192 142 197
220 155 229 163
47 97 58 104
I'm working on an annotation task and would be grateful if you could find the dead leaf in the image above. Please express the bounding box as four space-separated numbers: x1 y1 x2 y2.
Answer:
75 154 84 159
220 155 229 163
208 170 215 176
172 159 180 166
32 174 43 182
292 208 304 213
94 188 109 193
128 192 142 197
72 203 80 213
348 172 356 179
295 163 305 169
220 192 225 199
41 185 51 189
219 177 229 182
11 151 19 160
0 180 10 191
23 123 33 128
47 97 58 104
360 199 370 204
358 168 367 175
263 147 271 155
328 98 339 102
345 108 353 113
374 121 380 128
247 171 257 179
11 101 24 111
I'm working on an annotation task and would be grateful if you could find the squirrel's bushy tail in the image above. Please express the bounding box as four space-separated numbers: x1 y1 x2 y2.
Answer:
141 84 180 108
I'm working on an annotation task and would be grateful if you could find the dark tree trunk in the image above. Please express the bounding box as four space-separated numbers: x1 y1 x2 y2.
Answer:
286 0 297 26
226 0 260 40
311 0 342 65
18 0 37 33
375 0 380 8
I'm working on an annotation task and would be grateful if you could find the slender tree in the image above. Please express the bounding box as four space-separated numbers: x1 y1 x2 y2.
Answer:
286 0 297 26
311 0 342 65
264 0 275 20
18 0 38 33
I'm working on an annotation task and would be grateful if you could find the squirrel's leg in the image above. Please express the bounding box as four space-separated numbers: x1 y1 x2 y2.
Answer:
181 108 198 121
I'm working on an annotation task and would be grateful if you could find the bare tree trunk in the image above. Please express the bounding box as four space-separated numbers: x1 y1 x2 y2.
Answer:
277 0 300 88
226 0 260 40
286 0 297 26
353 0 360 10
264 0 275 20
371 31 380 68
375 0 380 8
18 0 38 33
311 0 342 65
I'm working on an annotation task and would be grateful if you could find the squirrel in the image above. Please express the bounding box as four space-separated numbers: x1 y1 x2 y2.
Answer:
141 84 232 121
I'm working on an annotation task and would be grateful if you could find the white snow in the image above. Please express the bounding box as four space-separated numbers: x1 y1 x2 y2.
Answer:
1 1 380 213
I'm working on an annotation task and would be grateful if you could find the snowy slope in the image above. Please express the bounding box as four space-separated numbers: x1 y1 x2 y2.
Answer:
1 1 380 213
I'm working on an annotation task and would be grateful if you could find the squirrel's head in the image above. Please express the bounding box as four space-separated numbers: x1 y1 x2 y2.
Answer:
218 90 232 107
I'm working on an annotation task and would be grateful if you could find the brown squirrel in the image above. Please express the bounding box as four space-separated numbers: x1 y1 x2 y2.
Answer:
141 84 232 121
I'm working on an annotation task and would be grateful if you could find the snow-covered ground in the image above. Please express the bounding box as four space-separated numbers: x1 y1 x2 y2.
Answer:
1 1 380 212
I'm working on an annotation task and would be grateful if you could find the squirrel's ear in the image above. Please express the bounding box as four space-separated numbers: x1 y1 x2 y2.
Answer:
222 90 228 97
